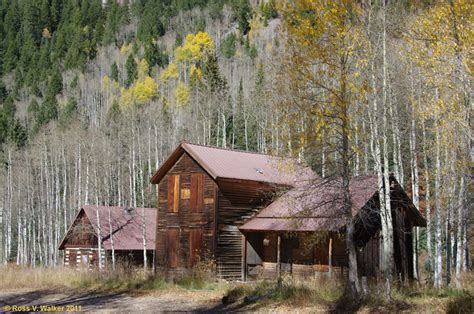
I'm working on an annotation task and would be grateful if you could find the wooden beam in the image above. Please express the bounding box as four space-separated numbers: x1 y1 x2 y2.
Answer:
277 235 281 279
328 237 333 277
242 236 247 282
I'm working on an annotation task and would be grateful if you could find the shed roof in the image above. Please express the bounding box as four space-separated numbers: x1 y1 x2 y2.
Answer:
150 142 316 187
239 175 426 232
59 206 156 251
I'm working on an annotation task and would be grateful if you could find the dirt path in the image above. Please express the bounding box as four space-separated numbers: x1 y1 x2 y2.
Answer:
0 288 237 313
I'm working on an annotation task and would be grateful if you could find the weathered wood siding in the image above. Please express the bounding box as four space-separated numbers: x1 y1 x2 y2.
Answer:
62 211 97 247
249 232 350 279
156 153 217 273
215 184 266 280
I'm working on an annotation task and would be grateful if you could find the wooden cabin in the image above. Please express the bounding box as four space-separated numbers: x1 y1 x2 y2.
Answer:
150 142 315 279
151 143 426 282
239 176 427 282
59 206 156 269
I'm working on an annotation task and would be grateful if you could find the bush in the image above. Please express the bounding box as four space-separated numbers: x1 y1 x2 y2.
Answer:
221 33 237 58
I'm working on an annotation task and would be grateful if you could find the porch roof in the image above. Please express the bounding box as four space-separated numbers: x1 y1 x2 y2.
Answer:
239 175 426 233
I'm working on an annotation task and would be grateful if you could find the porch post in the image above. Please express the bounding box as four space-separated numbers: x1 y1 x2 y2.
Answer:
242 236 247 281
328 237 333 277
277 234 281 279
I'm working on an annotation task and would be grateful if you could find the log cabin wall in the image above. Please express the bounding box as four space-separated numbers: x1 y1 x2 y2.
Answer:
156 153 217 274
62 210 103 269
63 247 103 269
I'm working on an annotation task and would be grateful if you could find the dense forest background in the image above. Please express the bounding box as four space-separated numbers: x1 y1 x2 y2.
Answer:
0 0 471 290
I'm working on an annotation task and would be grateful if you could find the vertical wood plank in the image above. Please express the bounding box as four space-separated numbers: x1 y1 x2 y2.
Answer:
167 176 174 212
189 228 203 267
173 175 180 212
190 173 204 213
167 228 180 268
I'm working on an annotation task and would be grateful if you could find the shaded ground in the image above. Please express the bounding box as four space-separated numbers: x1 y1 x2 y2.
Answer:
0 288 332 313
0 288 227 313
1 287 470 313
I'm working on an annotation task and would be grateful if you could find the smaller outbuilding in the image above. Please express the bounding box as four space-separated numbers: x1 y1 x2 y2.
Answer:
59 206 156 269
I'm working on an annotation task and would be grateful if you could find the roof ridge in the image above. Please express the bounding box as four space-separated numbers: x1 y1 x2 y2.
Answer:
82 205 156 210
182 141 294 159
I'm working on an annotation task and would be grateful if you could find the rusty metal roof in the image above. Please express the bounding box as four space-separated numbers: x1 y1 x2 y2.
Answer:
150 142 316 186
240 176 378 232
59 206 156 251
240 175 426 232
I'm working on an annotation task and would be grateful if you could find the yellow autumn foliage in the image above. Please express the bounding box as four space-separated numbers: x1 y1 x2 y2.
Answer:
137 59 150 80
160 63 179 81
120 43 132 56
118 58 158 107
406 0 473 119
175 31 215 63
175 81 189 106
130 76 158 103
190 64 202 81
120 76 158 107
101 75 110 91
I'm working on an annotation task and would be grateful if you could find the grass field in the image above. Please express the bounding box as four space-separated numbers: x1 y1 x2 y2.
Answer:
1 265 472 313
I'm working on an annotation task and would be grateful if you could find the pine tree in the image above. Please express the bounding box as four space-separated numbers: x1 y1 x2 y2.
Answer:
126 54 138 86
235 0 251 35
110 62 119 82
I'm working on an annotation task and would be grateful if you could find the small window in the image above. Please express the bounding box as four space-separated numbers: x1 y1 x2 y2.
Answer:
181 188 190 200
167 175 180 212
190 173 204 213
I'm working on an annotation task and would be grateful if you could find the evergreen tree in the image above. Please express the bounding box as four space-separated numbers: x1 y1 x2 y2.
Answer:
58 98 77 129
47 67 63 96
235 0 251 35
126 54 137 86
110 62 119 82
221 33 236 59
0 80 7 102
137 1 165 42
39 0 51 31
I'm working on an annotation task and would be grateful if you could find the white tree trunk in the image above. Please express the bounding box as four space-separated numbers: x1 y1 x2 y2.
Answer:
96 206 103 271
434 121 443 288
108 207 115 271
142 207 147 272
422 120 433 272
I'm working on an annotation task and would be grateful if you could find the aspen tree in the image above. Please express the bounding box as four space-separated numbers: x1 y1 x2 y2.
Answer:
279 0 367 297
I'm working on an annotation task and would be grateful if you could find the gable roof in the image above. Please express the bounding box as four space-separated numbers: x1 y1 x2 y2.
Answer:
239 175 426 233
150 142 316 187
59 206 156 251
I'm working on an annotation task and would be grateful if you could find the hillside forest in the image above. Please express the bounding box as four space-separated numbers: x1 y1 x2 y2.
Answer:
0 0 471 294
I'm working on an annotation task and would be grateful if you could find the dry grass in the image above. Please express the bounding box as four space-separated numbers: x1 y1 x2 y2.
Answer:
2 265 473 313
0 265 92 290
224 274 344 307
0 264 228 293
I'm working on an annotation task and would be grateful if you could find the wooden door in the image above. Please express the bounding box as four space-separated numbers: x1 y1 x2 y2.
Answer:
189 228 203 267
166 228 180 268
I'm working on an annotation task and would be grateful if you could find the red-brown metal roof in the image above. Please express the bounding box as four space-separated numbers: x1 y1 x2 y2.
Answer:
150 142 316 187
59 206 156 250
240 175 426 232
240 176 379 232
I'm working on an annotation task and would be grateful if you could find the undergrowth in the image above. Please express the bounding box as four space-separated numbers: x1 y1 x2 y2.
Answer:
225 274 344 307
2 265 473 312
0 265 227 292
